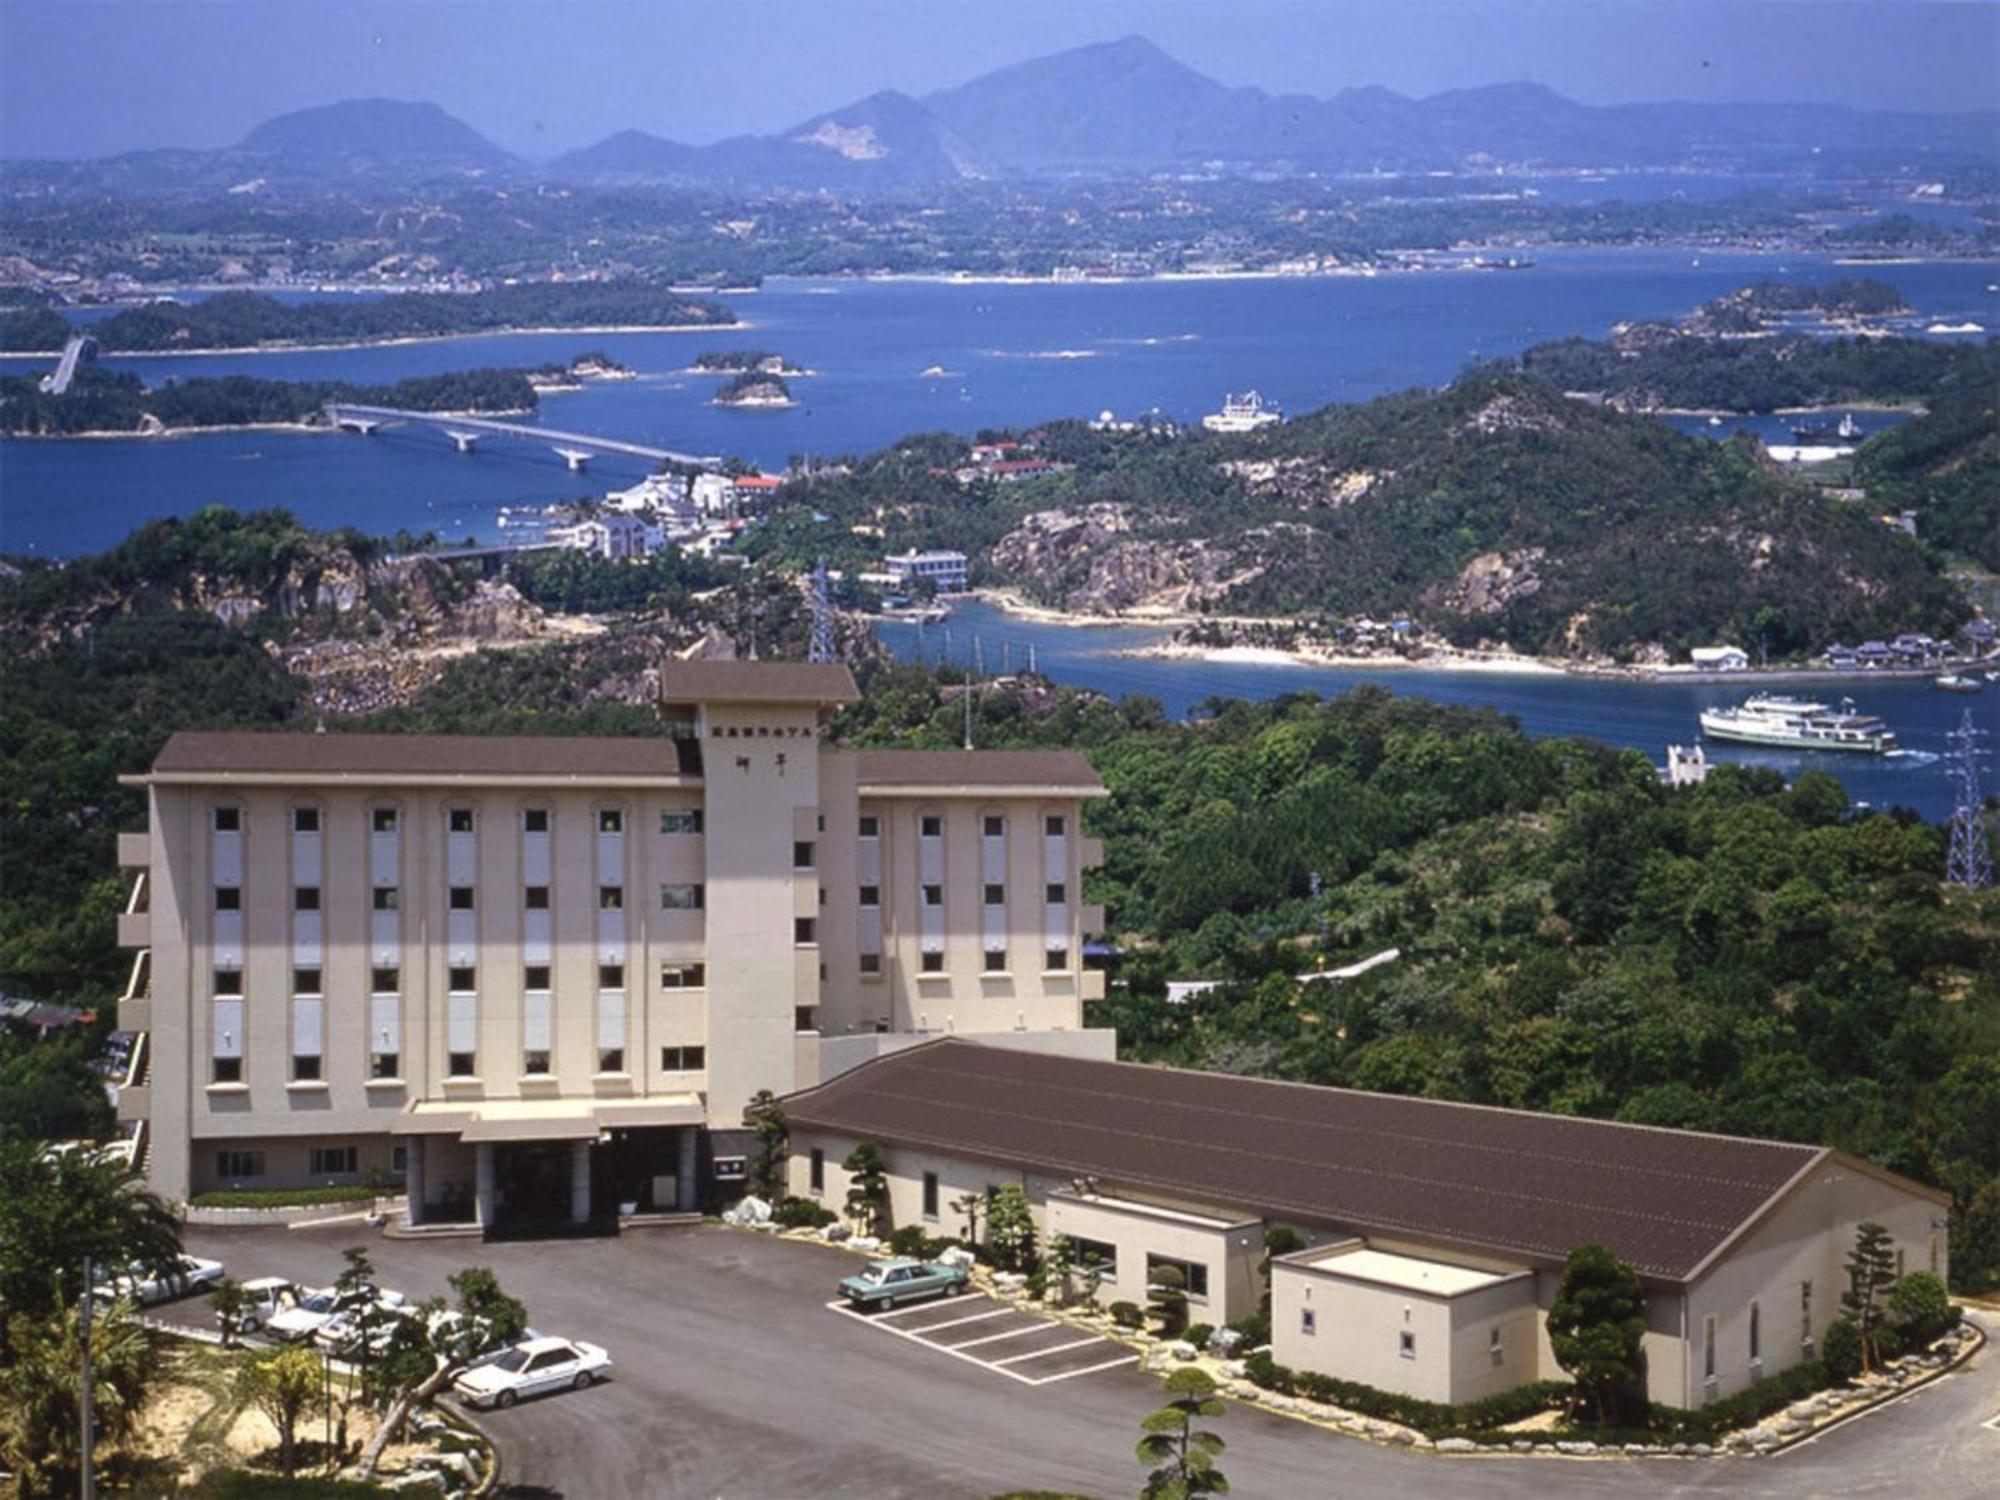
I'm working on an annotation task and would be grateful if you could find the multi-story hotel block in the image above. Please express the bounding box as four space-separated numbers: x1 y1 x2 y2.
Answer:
115 661 1111 1230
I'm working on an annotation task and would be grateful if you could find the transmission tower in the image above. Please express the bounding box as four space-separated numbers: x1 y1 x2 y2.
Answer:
1945 707 1994 891
808 558 836 664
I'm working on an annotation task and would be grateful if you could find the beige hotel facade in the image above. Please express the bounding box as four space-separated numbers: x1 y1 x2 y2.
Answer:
114 661 1112 1230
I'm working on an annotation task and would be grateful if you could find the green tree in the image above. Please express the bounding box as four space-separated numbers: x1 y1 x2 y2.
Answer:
1135 1366 1229 1499
236 1343 322 1478
841 1142 891 1237
985 1182 1036 1272
1044 1231 1077 1307
0 1294 154 1498
950 1190 986 1245
211 1275 249 1348
1884 1270 1955 1348
1546 1243 1648 1425
1821 1315 1864 1382
1840 1221 1898 1372
356 1265 527 1478
744 1089 789 1202
1147 1262 1190 1340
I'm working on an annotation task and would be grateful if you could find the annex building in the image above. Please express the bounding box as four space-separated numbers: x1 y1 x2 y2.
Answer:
114 661 1112 1230
784 1039 1951 1409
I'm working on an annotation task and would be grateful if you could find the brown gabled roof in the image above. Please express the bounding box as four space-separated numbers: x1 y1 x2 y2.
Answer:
659 660 858 705
148 731 683 781
784 1039 1853 1283
849 749 1105 794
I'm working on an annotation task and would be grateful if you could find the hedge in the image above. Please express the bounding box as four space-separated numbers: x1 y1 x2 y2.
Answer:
189 1186 383 1209
1243 1351 1569 1437
771 1197 839 1229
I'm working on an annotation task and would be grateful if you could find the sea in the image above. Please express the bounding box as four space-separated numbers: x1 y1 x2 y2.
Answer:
0 247 1992 818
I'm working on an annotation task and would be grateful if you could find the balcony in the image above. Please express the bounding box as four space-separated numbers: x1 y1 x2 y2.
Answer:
117 831 150 869
1078 836 1105 869
117 871 149 948
117 949 151 1034
116 1033 150 1122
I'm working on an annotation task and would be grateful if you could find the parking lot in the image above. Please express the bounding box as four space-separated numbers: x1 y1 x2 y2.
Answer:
828 1291 1134 1386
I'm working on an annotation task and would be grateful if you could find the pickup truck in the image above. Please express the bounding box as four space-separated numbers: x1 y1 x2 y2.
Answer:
837 1256 969 1312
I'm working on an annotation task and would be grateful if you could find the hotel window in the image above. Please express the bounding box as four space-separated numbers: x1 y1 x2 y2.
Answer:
216 1150 263 1179
373 886 398 910
1046 882 1066 904
213 967 243 996
599 885 624 911
1399 1330 1417 1359
983 815 1005 837
660 808 704 834
858 815 879 838
794 917 817 944
1045 814 1066 837
921 951 945 974
661 883 705 910
1301 1308 1317 1337
524 1049 551 1076
293 807 320 833
524 886 549 910
215 886 241 911
525 964 551 990
983 950 1006 972
984 883 1004 905
599 963 625 989
291 967 321 995
523 808 549 834
213 807 241 833
859 885 880 907
371 1047 399 1081
661 1045 706 1071
371 966 399 993
1801 1280 1813 1344
448 1051 477 1078
1146 1254 1209 1300
310 1146 357 1176
598 809 623 834
793 840 816 869
809 1147 825 1194
449 886 475 911
920 815 943 838
795 1005 818 1032
660 962 706 988
1703 1316 1717 1382
922 1172 939 1221
922 884 943 907
449 808 475 833
859 953 881 975
372 808 398 833
1749 1301 1762 1365
1073 1238 1118 1280
294 886 321 911
449 965 476 992
1045 946 1069 971
598 1046 625 1074
212 1056 243 1084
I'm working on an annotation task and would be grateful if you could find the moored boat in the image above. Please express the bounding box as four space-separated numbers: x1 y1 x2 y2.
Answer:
1934 673 1983 693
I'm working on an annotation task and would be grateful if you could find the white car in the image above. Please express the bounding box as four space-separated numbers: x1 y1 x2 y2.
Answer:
452 1336 612 1410
313 1297 408 1355
93 1255 225 1306
268 1284 406 1344
222 1276 301 1336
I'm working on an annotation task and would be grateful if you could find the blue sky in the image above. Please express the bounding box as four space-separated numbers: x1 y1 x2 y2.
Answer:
2 0 1995 160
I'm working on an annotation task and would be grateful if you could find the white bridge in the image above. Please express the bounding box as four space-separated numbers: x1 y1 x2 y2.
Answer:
324 404 717 472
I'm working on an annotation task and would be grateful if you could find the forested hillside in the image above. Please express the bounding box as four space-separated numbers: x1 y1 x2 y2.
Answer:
1852 360 2000 569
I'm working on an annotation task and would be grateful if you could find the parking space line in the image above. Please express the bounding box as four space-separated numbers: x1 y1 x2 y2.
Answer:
826 1299 1046 1385
899 1307 1013 1333
1026 1353 1139 1385
951 1323 1055 1351
993 1336 1106 1367
873 1300 984 1322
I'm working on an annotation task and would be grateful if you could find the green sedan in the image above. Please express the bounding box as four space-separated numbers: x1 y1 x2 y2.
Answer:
838 1256 970 1311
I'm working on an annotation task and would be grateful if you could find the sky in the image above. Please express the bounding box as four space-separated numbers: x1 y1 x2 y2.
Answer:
1 0 1996 161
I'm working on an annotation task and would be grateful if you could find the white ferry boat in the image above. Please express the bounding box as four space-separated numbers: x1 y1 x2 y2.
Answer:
1202 391 1284 433
1698 694 1897 755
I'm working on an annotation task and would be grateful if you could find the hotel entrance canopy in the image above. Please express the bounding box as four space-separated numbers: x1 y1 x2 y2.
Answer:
394 1096 706 1143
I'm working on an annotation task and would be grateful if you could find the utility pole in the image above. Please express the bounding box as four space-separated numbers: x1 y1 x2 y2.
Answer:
80 1255 95 1500
1945 708 1993 891
808 558 836 664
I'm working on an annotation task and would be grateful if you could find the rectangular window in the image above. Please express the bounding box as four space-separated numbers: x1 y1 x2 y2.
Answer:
1750 1301 1762 1363
215 886 241 911
1046 882 1066 904
858 815 879 838
795 1005 818 1032
291 966 321 995
1045 815 1066 837
372 808 398 833
310 1145 357 1176
1072 1237 1118 1280
793 840 816 869
373 886 398 911
660 1045 707 1071
1146 1254 1209 1300
391 1145 408 1173
371 1051 399 1080
660 962 706 988
598 1047 625 1074
1045 947 1069 971
525 964 552 991
922 1172 940 1221
449 965 476 992
212 1056 243 1084
293 807 319 833
448 1051 477 1078
1703 1316 1717 1381
215 1149 263 1179
983 883 1005 906
983 815 1005 837
371 966 399 994
1302 1308 1317 1336
524 1050 551 1075
599 963 625 989
213 967 243 996
448 808 475 833
859 953 881 975
661 883 704 910
921 951 944 973
1399 1330 1417 1359
599 886 624 910
213 807 241 833
292 1054 321 1081
810 1147 825 1194
294 886 321 911
598 809 623 834
660 808 704 834
1801 1281 1814 1344
921 815 943 838
524 885 549 909
794 917 817 944
449 885 475 911
921 884 943 907
858 884 880 907
983 949 1006 972
523 808 549 834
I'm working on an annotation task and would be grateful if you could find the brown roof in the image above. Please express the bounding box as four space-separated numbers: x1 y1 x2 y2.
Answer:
659 660 858 705
150 731 683 780
784 1039 1852 1283
850 749 1105 794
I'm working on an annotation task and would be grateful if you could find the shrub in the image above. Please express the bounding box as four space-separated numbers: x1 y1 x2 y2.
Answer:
1185 1322 1215 1350
771 1197 838 1230
1242 1351 1569 1437
189 1186 380 1209
1110 1300 1145 1330
1650 1358 1831 1443
1821 1316 1864 1382
1226 1310 1271 1349
887 1225 930 1257
1886 1272 1958 1347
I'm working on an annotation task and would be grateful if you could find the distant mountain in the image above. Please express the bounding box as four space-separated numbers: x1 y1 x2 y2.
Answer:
238 99 518 178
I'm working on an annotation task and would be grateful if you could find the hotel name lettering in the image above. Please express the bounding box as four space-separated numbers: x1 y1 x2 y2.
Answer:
710 722 817 739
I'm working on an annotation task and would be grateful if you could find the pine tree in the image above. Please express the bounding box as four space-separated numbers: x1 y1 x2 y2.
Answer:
1136 1366 1229 1498
1840 1221 1898 1372
841 1142 891 1237
985 1183 1036 1272
1546 1243 1649 1425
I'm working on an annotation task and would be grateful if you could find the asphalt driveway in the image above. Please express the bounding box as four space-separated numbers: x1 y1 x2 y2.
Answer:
178 1222 1998 1500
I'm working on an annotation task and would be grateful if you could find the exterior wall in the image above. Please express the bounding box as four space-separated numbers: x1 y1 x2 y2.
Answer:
190 1132 401 1197
1679 1162 1948 1405
1046 1196 1264 1324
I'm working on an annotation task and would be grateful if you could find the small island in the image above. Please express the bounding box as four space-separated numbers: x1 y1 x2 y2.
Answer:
1684 278 1910 336
691 349 810 376
712 370 794 408
527 350 636 392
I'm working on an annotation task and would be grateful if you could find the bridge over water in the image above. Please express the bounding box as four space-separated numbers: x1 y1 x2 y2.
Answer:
324 403 718 472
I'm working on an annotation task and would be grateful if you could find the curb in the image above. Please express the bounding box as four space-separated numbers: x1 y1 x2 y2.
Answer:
1765 1317 1987 1458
